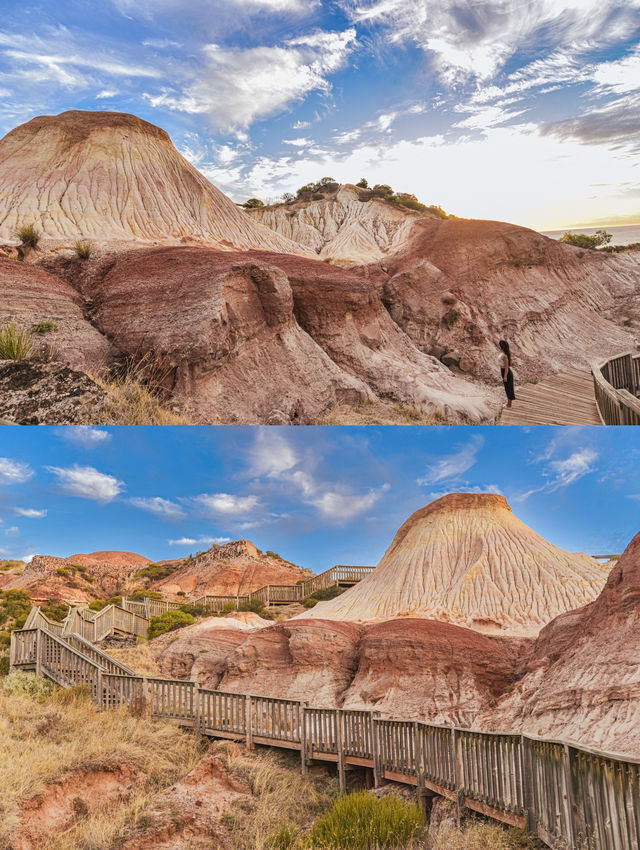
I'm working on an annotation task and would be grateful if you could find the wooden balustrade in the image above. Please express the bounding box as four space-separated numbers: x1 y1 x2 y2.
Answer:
592 353 640 425
11 626 640 850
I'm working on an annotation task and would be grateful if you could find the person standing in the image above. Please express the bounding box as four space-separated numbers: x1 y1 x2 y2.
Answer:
498 340 516 409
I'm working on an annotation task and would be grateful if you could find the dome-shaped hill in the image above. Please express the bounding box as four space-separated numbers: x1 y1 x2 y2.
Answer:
0 110 309 254
297 493 610 635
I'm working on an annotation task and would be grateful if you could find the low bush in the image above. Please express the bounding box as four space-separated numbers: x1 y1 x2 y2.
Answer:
88 599 108 611
0 323 34 360
243 198 264 208
303 585 346 608
559 230 612 250
1 669 57 699
147 609 195 639
41 598 69 622
16 222 40 248
30 320 58 335
311 790 425 849
73 239 92 259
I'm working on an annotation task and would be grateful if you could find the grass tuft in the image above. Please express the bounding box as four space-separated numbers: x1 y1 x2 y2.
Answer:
311 791 425 849
16 222 40 248
73 239 92 259
0 322 34 360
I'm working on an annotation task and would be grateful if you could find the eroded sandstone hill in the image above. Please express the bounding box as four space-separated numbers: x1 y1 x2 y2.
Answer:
483 531 640 754
297 493 610 635
151 540 310 598
246 184 424 266
1 551 151 602
0 111 307 254
152 616 530 726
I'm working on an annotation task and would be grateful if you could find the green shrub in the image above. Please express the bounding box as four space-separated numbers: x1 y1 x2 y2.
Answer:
559 230 612 249
0 654 9 677
0 323 34 360
372 183 394 198
0 589 31 627
179 602 210 618
312 193 324 200
243 198 264 208
303 585 346 608
356 178 368 188
266 551 281 559
16 222 40 248
148 609 195 639
88 599 107 611
311 791 425 849
107 595 123 606
30 320 58 335
41 598 69 622
1 669 57 698
221 601 238 614
73 240 92 259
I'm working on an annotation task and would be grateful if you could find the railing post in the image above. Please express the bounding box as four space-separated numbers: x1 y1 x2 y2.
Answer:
414 721 425 799
143 676 151 717
300 701 308 775
193 683 201 737
372 711 381 788
453 728 464 824
246 695 254 750
35 628 42 678
9 630 16 671
521 736 537 833
336 708 346 793
563 744 578 847
95 668 103 710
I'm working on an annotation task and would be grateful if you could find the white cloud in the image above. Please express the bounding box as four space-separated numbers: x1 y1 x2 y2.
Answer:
426 484 503 501
514 447 598 502
342 0 640 83
249 430 389 521
0 458 33 485
292 120 311 129
5 526 19 536
418 436 484 486
13 508 47 518
47 465 124 502
129 497 186 519
144 28 357 130
193 493 261 514
283 137 312 146
168 535 232 546
58 426 111 447
96 89 118 99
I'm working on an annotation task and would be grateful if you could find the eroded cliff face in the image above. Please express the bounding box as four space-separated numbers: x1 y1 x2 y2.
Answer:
3 551 151 602
0 111 309 255
153 541 310 598
246 186 420 266
152 616 529 726
483 532 640 755
382 218 640 382
297 494 610 636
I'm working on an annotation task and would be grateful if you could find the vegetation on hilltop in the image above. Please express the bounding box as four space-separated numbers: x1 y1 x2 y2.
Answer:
558 230 612 249
242 177 449 219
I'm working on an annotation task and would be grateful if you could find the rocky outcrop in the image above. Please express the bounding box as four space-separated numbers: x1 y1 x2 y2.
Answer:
383 218 640 382
162 617 528 726
246 185 419 266
298 494 610 636
153 540 310 598
484 532 640 755
3 551 151 602
0 111 310 255
0 360 109 424
0 258 113 372
151 613 271 683
82 245 494 424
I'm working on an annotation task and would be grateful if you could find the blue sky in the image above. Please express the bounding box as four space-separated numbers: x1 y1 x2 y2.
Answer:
0 426 638 569
1 1 639 229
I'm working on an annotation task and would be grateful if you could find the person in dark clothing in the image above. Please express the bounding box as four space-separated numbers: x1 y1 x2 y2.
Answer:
498 340 516 408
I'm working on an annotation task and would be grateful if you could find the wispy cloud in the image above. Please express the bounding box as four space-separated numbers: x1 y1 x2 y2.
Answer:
192 493 261 514
13 507 47 518
168 535 231 546
129 497 186 519
57 427 111 447
417 436 484 485
0 458 33 485
46 465 124 502
514 447 599 502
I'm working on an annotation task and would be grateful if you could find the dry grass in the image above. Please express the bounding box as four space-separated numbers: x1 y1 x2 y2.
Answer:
220 744 338 850
90 354 189 425
106 639 161 676
315 401 453 425
0 671 201 849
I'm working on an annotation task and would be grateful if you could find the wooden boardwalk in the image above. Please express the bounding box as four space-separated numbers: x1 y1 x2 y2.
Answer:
10 624 640 850
500 369 601 426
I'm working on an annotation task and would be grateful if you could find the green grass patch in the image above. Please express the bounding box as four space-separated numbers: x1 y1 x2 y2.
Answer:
147 609 195 639
0 323 34 360
311 791 425 849
16 222 40 248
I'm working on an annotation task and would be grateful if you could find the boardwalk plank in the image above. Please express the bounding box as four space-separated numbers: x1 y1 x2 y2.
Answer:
500 370 601 426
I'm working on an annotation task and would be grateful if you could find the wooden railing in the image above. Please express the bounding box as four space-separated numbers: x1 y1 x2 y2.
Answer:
10 625 640 850
592 352 640 425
